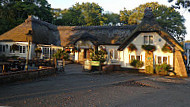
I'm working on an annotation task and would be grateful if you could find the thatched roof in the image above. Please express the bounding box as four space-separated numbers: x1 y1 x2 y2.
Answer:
73 32 98 45
0 18 32 42
58 25 136 46
0 16 61 46
0 16 136 47
118 7 184 52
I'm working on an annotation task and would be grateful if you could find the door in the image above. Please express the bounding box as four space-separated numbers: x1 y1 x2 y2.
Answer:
145 51 154 74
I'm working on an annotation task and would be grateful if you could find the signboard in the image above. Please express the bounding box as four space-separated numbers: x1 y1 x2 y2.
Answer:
57 60 65 71
148 57 151 60
91 61 100 66
84 60 91 70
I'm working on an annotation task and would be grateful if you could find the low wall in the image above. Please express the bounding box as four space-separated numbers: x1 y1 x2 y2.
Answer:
0 67 56 84
120 67 145 73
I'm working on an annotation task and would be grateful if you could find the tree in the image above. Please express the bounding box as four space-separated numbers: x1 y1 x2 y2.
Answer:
0 0 53 35
168 0 190 12
120 9 132 25
103 12 120 25
119 2 186 42
54 2 106 26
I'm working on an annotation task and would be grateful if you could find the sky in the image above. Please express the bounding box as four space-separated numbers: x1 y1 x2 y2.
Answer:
47 0 190 41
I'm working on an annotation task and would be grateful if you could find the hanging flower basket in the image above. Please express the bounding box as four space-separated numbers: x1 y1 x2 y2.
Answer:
11 44 19 51
35 48 42 53
162 44 172 53
128 43 137 52
142 45 156 52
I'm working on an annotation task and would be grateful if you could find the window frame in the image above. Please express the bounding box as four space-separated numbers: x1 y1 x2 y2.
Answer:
19 46 26 54
157 56 169 64
144 35 153 45
163 56 168 64
157 56 162 64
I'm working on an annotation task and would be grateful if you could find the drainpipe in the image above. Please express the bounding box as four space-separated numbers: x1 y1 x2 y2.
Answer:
173 47 175 71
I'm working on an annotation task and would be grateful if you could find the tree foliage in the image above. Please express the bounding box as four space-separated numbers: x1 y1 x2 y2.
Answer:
103 12 120 25
120 2 186 42
0 0 53 35
168 0 190 12
54 2 120 26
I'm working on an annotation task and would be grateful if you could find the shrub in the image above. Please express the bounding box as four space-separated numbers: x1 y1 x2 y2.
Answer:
142 45 156 52
162 44 172 53
155 63 171 75
90 48 107 63
53 49 69 60
130 59 144 68
128 43 137 52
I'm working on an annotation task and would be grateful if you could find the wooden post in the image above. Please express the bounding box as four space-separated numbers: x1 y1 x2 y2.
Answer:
2 65 5 73
25 39 30 71
63 59 65 72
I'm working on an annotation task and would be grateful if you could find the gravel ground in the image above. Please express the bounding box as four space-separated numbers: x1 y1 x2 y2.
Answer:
0 64 190 107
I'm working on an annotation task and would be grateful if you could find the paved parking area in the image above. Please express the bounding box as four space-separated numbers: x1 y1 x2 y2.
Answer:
0 64 190 107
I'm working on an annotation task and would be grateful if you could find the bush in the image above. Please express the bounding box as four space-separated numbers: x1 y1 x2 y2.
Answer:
90 48 107 63
53 49 69 60
130 60 144 68
155 63 171 75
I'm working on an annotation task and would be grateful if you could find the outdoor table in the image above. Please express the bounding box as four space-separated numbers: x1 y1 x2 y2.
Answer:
0 62 10 73
7 59 20 71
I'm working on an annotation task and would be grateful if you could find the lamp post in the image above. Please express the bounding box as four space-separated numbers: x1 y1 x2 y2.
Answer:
25 30 32 71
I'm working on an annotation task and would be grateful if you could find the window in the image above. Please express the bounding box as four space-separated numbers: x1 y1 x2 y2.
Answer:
136 56 140 61
149 36 153 44
19 46 26 53
114 50 118 59
23 46 25 53
2 45 5 52
110 50 113 59
158 56 161 64
131 55 135 61
163 57 167 64
144 35 153 44
144 36 148 44
10 46 15 53
20 46 22 53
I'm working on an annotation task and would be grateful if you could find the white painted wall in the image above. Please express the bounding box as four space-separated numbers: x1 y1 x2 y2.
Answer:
0 42 34 59
119 32 174 69
99 45 120 64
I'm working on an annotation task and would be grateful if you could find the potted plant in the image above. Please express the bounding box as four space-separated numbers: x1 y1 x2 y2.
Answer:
128 43 137 52
53 49 69 71
53 49 69 60
141 45 156 52
90 48 107 71
162 44 172 53
90 48 107 63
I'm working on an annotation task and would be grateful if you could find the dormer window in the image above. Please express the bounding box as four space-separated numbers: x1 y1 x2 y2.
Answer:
144 35 153 44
